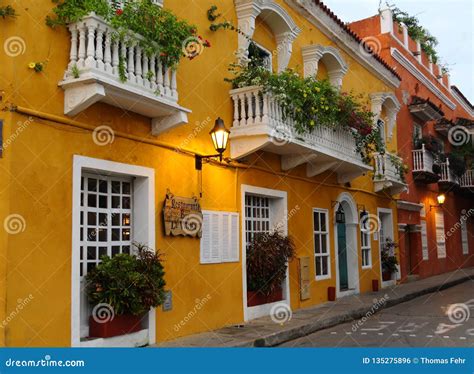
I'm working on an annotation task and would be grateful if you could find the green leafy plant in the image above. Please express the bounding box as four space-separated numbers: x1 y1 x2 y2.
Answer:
381 238 399 275
46 0 207 70
0 4 15 19
414 135 443 155
447 152 467 178
71 64 80 78
388 153 408 183
246 232 295 296
391 7 439 64
86 243 166 316
227 59 382 164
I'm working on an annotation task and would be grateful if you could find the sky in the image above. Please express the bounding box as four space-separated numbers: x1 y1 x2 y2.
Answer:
322 0 474 103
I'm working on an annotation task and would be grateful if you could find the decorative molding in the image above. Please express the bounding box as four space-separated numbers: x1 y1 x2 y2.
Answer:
286 0 400 88
370 92 400 140
301 45 348 88
391 48 456 110
235 0 301 72
451 87 474 117
396 200 424 212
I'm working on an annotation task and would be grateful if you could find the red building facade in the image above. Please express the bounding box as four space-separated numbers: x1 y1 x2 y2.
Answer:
350 7 474 281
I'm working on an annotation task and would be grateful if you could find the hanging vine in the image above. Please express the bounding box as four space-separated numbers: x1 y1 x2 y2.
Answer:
0 3 15 19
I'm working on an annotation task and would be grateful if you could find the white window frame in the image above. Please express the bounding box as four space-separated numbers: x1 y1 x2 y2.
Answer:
360 212 372 269
71 156 155 347
435 210 446 259
461 216 469 255
313 208 331 280
421 220 429 260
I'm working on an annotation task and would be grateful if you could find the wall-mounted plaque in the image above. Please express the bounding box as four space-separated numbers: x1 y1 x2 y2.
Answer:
163 189 203 237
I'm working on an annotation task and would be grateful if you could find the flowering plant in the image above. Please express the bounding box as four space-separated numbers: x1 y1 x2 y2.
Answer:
227 59 383 164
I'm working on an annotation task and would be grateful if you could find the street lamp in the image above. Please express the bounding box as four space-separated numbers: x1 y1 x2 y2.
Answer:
430 193 446 210
195 117 230 170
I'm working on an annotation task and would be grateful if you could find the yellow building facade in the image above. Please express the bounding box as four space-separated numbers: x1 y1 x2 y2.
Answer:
0 0 406 347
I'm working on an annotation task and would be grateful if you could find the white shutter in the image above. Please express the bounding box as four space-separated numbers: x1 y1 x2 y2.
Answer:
421 220 428 260
461 219 469 255
200 210 239 264
435 211 446 259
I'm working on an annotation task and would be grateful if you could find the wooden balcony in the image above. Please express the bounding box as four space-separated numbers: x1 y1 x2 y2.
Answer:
412 145 440 183
373 152 407 195
459 170 474 192
59 14 190 135
438 159 459 190
229 86 371 183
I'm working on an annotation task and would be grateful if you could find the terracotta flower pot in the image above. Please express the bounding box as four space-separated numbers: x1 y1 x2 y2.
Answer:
382 271 392 282
89 314 144 338
372 279 379 292
327 286 336 301
247 287 283 307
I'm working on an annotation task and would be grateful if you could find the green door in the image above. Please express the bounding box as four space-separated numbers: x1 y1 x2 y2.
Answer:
337 222 348 291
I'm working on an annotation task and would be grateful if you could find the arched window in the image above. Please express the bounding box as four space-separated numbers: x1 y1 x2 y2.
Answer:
302 45 348 89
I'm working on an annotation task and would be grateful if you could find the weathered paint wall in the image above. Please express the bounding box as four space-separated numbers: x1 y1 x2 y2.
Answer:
1 0 402 346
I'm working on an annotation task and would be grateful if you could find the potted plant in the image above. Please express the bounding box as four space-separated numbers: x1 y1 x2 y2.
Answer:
381 238 399 281
246 232 295 307
86 243 166 338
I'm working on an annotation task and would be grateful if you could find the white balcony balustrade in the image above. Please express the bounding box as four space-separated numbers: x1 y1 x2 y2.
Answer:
412 144 440 183
59 13 189 135
229 86 371 183
460 170 474 189
439 159 459 186
373 152 407 195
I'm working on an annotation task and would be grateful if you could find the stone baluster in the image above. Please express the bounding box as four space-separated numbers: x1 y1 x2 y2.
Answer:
127 42 135 81
104 31 112 74
112 40 119 76
67 27 78 76
95 26 104 71
156 59 164 96
142 54 149 89
246 92 254 125
254 91 261 123
149 55 157 91
84 23 96 68
239 94 247 126
171 69 178 100
135 47 143 86
163 66 171 97
77 24 87 68
232 95 239 127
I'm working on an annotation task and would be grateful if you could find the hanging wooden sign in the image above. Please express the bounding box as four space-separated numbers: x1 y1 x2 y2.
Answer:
163 189 203 238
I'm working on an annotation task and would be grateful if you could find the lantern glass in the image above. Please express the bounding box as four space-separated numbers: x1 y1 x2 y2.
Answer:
210 117 230 154
437 194 446 205
336 205 345 224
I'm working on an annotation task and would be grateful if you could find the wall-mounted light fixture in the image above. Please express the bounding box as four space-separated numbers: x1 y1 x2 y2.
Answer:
430 193 446 211
195 117 230 170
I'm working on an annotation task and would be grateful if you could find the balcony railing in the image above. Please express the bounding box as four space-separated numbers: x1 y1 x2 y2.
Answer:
373 152 407 194
459 170 474 189
439 159 459 186
412 144 440 183
59 13 189 135
229 86 371 183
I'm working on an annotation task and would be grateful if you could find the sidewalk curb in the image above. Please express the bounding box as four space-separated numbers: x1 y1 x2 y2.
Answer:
239 274 473 347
